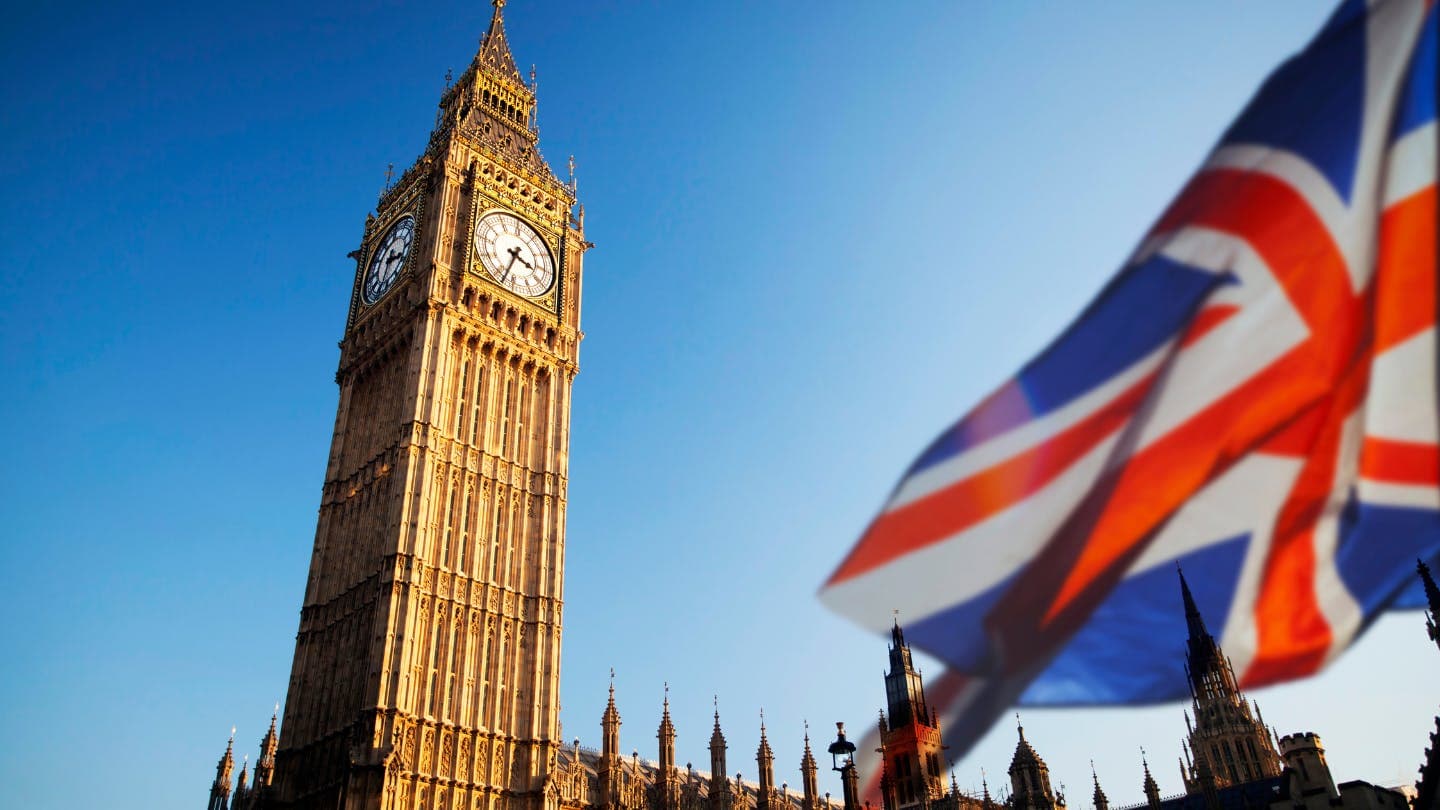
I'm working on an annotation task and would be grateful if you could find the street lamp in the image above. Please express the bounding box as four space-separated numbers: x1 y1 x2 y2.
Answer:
828 722 861 810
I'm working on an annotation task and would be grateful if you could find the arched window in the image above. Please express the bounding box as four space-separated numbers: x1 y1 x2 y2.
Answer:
455 356 472 436
457 487 472 572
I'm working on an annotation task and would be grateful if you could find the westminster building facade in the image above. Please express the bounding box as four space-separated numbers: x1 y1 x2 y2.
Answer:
203 4 1440 810
209 558 1440 810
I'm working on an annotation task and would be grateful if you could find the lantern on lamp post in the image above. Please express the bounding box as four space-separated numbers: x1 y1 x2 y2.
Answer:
827 722 861 810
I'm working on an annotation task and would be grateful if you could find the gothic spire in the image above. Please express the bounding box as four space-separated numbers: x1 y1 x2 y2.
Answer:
1178 566 1207 635
658 683 677 774
1413 714 1440 810
208 729 236 810
1008 718 1057 810
1420 559 1440 652
884 617 930 728
1091 762 1109 810
476 0 526 84
800 721 820 810
758 711 774 762
1178 566 1223 682
757 711 776 810
1142 749 1161 810
711 698 727 750
602 671 622 760
710 697 729 797
1175 569 1281 792
255 707 279 788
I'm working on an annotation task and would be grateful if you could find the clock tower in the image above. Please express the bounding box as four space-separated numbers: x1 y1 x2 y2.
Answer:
271 4 587 810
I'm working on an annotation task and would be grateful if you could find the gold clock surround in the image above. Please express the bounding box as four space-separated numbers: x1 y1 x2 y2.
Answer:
467 197 563 314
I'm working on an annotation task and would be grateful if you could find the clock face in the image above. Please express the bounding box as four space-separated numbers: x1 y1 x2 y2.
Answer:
363 215 415 304
473 211 555 298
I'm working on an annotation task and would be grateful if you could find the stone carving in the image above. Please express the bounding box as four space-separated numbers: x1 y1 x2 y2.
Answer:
250 3 583 806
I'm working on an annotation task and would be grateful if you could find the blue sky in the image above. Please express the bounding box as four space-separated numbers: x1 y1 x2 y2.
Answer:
1 2 1434 809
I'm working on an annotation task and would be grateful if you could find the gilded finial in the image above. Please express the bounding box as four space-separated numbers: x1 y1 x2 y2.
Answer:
493 0 506 8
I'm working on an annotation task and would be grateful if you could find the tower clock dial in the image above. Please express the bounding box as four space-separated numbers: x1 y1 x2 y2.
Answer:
362 215 415 304
473 211 555 297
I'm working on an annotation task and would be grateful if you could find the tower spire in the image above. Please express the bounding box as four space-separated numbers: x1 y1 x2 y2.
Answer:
710 698 731 810
1008 720 1058 810
1175 568 1281 792
1142 748 1162 810
757 710 776 810
1419 559 1440 652
599 673 624 810
1091 761 1109 810
800 721 820 810
879 617 944 810
656 683 680 810
255 706 279 788
1179 565 1201 619
476 0 526 84
208 730 236 810
602 671 621 759
234 755 251 809
1178 566 1215 653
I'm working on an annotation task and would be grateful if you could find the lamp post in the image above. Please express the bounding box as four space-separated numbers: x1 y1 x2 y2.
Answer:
827 722 861 810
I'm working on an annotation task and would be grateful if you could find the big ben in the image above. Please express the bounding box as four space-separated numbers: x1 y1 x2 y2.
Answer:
271 3 586 809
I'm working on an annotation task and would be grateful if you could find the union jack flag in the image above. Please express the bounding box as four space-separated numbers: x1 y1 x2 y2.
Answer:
820 0 1439 777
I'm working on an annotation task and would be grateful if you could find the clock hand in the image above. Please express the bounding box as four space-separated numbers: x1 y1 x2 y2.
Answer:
500 249 521 283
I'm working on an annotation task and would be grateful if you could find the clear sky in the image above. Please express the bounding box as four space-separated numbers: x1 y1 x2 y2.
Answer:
1 2 1434 809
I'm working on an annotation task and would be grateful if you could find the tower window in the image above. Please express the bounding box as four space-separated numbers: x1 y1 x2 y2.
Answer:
501 375 515 456
470 366 486 446
455 357 472 437
429 617 446 716
516 382 529 463
490 502 505 581
441 481 457 566
457 488 472 572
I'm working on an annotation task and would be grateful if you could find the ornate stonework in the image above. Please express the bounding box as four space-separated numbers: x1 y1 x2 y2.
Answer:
262 4 587 809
